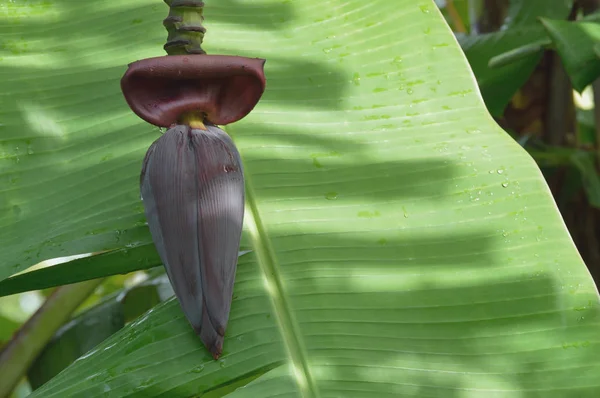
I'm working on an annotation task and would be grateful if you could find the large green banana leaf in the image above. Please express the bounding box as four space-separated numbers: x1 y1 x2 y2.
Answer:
2 0 600 396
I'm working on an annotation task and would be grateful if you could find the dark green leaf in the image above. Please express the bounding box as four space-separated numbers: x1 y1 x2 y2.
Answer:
0 313 21 345
504 0 572 29
460 27 545 115
30 290 288 397
0 248 250 297
0 279 103 398
0 246 161 297
541 18 600 92
488 39 550 69
569 151 600 208
27 299 126 390
27 274 169 389
577 108 597 145
459 0 572 115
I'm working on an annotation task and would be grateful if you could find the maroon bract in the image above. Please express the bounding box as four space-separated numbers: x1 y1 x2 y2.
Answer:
121 54 266 127
140 124 244 359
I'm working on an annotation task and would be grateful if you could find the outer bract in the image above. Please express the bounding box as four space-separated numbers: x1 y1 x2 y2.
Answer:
121 55 266 127
140 124 244 359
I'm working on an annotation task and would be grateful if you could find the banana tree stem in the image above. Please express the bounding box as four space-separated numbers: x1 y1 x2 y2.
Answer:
163 0 207 55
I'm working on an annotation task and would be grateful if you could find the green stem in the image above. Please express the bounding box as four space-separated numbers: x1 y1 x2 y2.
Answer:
487 39 551 69
0 279 104 397
163 0 207 55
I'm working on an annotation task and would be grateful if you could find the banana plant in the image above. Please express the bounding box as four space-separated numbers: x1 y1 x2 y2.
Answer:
1 0 599 397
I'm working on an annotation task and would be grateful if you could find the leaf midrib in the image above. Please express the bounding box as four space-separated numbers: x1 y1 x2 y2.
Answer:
241 149 319 398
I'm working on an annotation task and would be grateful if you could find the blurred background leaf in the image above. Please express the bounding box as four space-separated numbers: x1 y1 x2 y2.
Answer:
503 0 572 28
541 17 600 92
26 270 171 389
0 279 103 397
458 0 573 116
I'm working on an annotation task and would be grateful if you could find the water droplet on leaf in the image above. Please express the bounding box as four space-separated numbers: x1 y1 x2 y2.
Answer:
325 192 338 200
